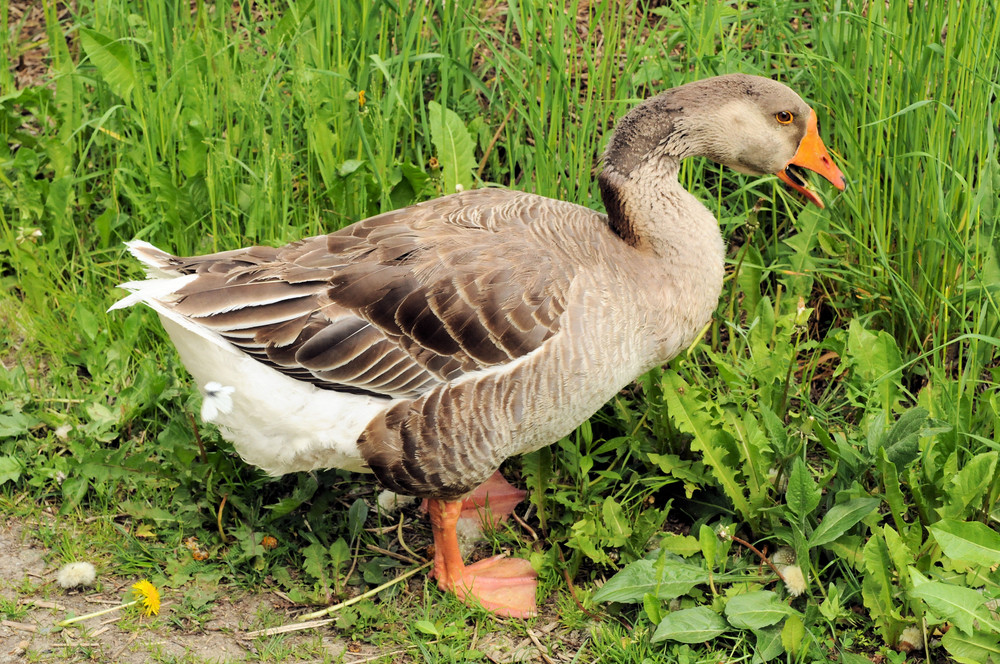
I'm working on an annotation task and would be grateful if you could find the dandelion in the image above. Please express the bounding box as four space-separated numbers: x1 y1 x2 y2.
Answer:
132 580 161 617
781 565 808 597
771 546 796 567
201 382 235 422
56 562 97 589
57 579 162 627
358 90 366 108
897 625 924 652
455 516 484 557
376 489 417 514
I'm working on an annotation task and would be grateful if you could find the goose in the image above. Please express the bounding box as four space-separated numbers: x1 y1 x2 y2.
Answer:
111 73 846 618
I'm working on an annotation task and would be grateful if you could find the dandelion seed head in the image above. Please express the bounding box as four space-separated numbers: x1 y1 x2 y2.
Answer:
772 546 796 566
57 562 97 589
456 517 484 557
898 626 924 652
376 489 417 514
782 565 808 597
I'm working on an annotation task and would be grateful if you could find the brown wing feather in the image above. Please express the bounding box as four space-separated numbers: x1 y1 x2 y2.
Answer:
154 189 577 399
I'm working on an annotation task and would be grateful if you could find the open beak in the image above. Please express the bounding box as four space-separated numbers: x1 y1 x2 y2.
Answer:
776 109 847 208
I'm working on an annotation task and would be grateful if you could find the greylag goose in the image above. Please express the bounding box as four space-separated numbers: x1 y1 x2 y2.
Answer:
111 73 846 618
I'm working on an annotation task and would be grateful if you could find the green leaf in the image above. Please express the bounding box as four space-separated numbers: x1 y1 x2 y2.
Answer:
847 319 902 412
521 447 551 532
780 614 805 655
347 498 369 542
427 101 476 195
305 116 338 192
643 593 662 624
861 531 905 642
302 543 328 581
699 524 717 569
602 497 632 547
0 456 22 485
786 458 821 519
941 452 998 520
660 533 701 557
942 627 1000 664
414 620 441 637
881 527 914 582
338 159 366 177
266 474 319 519
876 449 908 534
723 591 793 630
809 497 880 548
652 606 729 644
592 558 707 604
882 407 927 467
930 519 1000 566
840 655 880 664
908 568 995 634
328 538 351 574
662 373 750 519
79 28 139 104
752 624 784 663
816 230 846 256
0 411 37 439
823 535 864 569
59 477 89 515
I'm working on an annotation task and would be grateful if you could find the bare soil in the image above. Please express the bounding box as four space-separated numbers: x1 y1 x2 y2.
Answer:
0 518 583 663
0 519 353 663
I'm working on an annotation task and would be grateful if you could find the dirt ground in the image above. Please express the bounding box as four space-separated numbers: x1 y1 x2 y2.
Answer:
0 520 357 663
0 519 579 663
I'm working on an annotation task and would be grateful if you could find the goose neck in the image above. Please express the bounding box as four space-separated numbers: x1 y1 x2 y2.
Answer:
598 154 716 258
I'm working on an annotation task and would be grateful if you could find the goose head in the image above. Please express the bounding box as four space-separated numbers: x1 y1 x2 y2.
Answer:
601 73 847 208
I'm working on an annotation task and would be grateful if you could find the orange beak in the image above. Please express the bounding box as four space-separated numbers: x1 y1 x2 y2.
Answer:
776 109 847 208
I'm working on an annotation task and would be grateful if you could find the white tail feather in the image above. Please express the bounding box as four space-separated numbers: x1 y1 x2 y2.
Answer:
123 240 180 278
109 269 237 355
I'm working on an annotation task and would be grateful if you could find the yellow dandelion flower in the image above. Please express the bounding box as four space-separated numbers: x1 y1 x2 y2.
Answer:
358 90 366 108
131 580 161 616
56 578 163 627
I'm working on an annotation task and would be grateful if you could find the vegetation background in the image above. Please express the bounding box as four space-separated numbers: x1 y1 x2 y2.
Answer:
1 0 999 662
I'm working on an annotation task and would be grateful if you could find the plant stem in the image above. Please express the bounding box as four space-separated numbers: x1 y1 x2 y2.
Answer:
297 561 432 622
57 599 139 627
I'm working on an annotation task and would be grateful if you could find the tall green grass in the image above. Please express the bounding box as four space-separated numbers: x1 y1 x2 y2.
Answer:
813 0 1000 363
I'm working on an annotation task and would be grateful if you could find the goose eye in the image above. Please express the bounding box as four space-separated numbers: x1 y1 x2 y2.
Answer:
775 111 794 125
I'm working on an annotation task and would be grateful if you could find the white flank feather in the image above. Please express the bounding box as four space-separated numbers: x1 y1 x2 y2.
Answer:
110 241 391 476
160 316 388 475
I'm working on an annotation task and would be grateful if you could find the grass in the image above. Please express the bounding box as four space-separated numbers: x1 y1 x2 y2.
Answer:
2 0 999 662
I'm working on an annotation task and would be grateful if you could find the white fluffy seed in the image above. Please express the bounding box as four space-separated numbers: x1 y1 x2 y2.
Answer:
781 564 808 597
898 626 924 652
56 562 97 589
376 489 417 514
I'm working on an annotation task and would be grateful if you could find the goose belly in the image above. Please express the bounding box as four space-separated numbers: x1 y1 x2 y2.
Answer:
159 316 391 477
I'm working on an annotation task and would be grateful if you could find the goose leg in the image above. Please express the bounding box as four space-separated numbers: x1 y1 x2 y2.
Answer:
458 470 527 526
428 499 537 618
